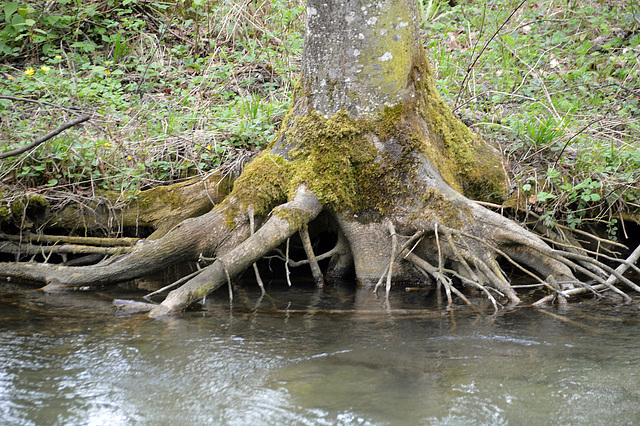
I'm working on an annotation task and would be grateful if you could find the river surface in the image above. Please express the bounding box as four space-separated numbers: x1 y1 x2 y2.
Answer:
2 280 640 425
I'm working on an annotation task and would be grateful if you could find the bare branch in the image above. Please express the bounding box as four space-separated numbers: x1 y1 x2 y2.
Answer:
0 114 91 160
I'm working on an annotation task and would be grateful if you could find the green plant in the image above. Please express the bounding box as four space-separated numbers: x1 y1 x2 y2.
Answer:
418 0 454 25
525 117 569 151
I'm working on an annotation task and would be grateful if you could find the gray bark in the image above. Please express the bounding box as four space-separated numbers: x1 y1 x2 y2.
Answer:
302 0 420 118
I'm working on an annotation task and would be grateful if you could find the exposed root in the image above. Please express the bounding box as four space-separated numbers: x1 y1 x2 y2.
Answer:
606 243 640 286
434 224 450 304
284 238 292 287
248 209 265 294
0 240 135 259
148 186 322 316
0 232 141 247
223 261 233 305
405 252 477 311
373 230 424 295
534 243 640 306
299 225 324 287
3 181 636 316
0 206 249 291
386 219 398 297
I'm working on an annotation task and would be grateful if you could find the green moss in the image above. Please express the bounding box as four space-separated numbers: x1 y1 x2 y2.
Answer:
223 45 505 228
273 207 312 231
134 185 183 210
406 49 505 199
224 153 293 227
418 188 470 228
28 194 48 208
9 199 25 216
0 205 10 223
284 110 416 216
7 194 49 216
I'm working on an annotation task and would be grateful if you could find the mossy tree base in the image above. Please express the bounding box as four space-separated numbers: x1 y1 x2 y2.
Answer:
1 0 637 314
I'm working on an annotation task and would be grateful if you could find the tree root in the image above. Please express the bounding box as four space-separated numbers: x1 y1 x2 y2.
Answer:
0 206 248 290
300 225 324 286
147 186 322 316
533 242 640 306
2 174 638 316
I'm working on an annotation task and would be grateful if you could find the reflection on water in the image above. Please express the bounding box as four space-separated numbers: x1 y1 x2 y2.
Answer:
2 281 640 425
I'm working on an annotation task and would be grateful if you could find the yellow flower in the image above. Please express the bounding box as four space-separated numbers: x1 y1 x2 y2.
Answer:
7 76 13 80
206 144 211 151
105 70 111 75
24 68 35 76
41 66 50 72
55 55 62 59
127 155 132 160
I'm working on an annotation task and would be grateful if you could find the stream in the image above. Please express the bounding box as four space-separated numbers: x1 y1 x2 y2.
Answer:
2 280 640 425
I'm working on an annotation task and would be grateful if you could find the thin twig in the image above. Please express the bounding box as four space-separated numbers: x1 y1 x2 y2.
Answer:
454 0 527 109
143 268 204 300
552 118 602 168
0 95 81 112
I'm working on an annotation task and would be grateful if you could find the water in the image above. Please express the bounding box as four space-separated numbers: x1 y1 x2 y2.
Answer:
2 281 640 425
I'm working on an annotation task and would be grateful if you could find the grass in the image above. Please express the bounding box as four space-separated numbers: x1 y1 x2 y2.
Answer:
0 0 638 236
0 0 304 193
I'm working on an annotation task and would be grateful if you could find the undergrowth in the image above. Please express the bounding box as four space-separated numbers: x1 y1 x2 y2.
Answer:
0 0 304 193
1 0 638 236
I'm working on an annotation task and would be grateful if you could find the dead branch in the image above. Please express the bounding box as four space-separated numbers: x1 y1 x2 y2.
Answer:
0 240 134 257
0 232 141 247
0 114 91 159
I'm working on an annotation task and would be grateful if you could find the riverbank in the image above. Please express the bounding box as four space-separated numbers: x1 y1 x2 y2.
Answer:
1 0 638 238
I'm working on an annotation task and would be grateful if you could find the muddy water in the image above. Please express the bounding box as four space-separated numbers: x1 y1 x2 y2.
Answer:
2 281 640 425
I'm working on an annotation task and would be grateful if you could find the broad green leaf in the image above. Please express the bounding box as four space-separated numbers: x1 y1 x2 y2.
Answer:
4 2 18 22
536 191 556 202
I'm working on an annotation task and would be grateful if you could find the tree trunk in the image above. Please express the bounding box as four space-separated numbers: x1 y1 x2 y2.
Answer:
1 0 636 314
